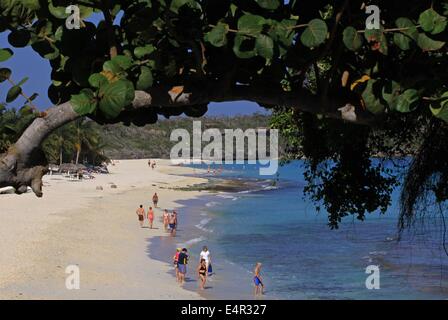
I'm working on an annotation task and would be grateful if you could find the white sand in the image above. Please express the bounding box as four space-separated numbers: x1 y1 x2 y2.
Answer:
0 159 208 299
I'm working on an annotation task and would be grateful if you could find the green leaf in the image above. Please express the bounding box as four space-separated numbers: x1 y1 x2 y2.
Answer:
134 45 156 59
255 0 280 10
103 55 133 74
430 92 448 122
88 73 108 88
233 34 256 59
111 55 133 70
48 3 68 19
17 77 29 86
6 85 22 103
0 48 13 62
255 34 274 60
381 81 401 107
29 93 38 101
8 29 31 48
170 0 200 13
99 80 135 119
417 33 445 51
342 26 363 51
300 19 328 48
0 68 11 82
70 89 97 116
418 8 447 35
204 22 229 47
273 19 296 47
395 89 419 112
393 18 418 50
361 80 385 114
136 66 153 90
31 41 60 60
22 0 40 10
238 14 266 35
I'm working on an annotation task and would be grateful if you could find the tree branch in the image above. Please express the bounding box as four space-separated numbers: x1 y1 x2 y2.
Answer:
0 84 375 197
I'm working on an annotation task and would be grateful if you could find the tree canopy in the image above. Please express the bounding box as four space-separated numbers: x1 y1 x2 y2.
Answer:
0 0 447 230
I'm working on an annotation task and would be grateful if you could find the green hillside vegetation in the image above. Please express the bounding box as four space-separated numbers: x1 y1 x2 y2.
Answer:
93 113 278 159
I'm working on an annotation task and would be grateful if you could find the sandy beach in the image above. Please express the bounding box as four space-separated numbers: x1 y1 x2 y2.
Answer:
0 159 208 299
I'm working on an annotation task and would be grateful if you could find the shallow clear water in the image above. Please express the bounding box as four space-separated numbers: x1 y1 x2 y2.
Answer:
150 160 448 299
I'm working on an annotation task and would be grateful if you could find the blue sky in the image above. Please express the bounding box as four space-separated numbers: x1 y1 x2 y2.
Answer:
0 12 268 117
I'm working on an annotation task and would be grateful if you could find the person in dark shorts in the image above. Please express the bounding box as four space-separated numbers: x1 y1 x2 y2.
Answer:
169 211 177 237
253 262 264 296
177 248 189 285
197 258 207 290
152 192 159 208
136 205 145 228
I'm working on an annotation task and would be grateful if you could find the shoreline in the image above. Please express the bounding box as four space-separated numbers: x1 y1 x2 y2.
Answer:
0 159 209 299
149 194 259 300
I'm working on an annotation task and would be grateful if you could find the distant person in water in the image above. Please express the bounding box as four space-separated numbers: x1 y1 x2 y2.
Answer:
197 258 207 290
152 192 159 208
177 248 189 285
173 248 181 282
168 211 177 237
199 246 212 276
147 206 154 229
148 159 151 167
163 209 169 231
151 161 156 169
136 205 145 228
253 262 264 296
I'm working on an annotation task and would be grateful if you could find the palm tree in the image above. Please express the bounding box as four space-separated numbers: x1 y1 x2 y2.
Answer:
73 119 101 165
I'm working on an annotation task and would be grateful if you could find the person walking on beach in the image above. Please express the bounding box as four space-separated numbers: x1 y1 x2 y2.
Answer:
168 211 177 237
177 248 189 285
152 192 159 208
199 246 212 276
136 205 145 228
197 259 207 290
173 248 181 282
147 206 154 229
253 262 264 296
163 209 169 231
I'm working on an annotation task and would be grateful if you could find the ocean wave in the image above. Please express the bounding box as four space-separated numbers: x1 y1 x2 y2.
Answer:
369 251 387 256
178 236 206 248
262 185 279 191
195 218 214 233
206 201 221 207
216 194 239 201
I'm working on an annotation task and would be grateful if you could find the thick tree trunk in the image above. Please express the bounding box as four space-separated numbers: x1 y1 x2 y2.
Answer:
0 87 372 197
59 147 63 167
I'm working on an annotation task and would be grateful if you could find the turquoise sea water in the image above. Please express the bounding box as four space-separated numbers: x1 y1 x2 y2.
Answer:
150 160 448 299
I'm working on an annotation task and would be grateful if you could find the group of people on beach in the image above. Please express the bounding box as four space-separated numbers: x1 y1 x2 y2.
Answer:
136 192 160 228
136 193 179 236
134 177 265 296
171 245 264 295
173 246 213 290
